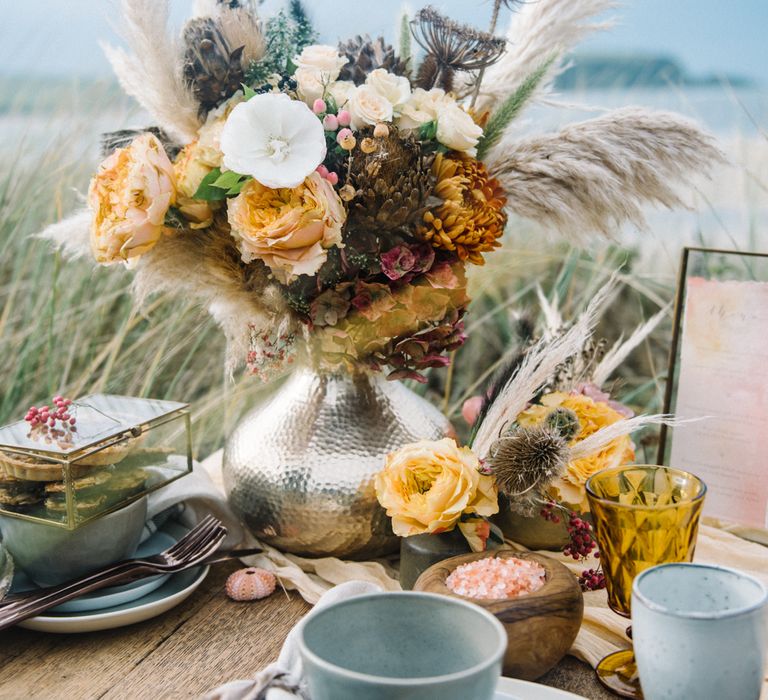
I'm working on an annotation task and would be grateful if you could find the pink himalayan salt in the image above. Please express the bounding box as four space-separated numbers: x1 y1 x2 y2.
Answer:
446 557 546 600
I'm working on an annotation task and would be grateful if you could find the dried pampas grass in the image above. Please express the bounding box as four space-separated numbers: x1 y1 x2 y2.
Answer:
568 414 682 462
486 108 725 239
103 0 200 143
37 209 93 260
133 225 287 374
471 275 619 458
476 0 617 114
591 305 669 388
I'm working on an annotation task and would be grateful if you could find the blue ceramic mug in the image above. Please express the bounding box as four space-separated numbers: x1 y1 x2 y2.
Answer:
632 563 768 700
297 591 507 700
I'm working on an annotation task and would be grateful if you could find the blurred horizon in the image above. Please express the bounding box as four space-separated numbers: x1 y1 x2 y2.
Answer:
3 0 767 87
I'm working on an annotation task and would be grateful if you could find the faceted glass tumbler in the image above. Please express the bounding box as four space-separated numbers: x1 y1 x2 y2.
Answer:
585 465 707 698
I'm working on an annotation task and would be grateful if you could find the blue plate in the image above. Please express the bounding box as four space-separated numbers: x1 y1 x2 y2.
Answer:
19 564 208 633
11 525 179 613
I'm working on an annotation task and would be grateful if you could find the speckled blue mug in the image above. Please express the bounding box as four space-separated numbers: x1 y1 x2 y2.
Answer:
632 563 768 700
297 591 507 700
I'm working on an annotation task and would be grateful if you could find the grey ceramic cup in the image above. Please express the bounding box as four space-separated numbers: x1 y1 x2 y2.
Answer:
632 563 768 700
0 496 147 586
297 591 507 700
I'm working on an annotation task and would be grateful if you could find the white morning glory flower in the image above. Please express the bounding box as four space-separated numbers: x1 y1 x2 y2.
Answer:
220 93 327 189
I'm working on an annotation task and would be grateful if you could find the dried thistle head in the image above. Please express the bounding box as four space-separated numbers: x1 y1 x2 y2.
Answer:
487 425 569 505
545 407 581 442
411 7 506 91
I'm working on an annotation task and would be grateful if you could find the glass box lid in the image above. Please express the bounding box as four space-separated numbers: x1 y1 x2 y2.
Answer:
0 394 189 459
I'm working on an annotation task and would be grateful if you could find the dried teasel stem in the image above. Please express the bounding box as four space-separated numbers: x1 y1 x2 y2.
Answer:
470 0 504 108
411 7 506 91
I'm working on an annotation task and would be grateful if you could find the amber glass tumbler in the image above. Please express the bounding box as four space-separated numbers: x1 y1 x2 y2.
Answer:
585 465 706 698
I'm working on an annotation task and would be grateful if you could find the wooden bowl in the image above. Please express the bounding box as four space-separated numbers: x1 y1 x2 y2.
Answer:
413 550 583 680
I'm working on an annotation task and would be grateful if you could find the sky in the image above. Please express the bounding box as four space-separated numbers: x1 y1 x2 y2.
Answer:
2 0 766 85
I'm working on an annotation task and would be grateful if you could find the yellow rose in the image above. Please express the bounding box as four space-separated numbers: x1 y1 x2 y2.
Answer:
173 141 216 229
227 171 345 283
88 132 175 264
517 392 635 511
375 438 498 537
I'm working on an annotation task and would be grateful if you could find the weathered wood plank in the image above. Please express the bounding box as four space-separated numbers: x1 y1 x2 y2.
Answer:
0 561 603 699
101 584 310 700
0 563 237 700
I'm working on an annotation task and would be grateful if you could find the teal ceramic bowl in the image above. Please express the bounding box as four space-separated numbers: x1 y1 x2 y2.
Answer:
0 496 147 586
298 591 507 700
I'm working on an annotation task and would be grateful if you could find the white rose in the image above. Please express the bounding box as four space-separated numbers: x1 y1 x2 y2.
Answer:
294 45 348 104
365 69 410 112
294 67 327 104
327 80 356 109
396 88 450 132
347 85 394 129
436 103 483 155
295 44 348 77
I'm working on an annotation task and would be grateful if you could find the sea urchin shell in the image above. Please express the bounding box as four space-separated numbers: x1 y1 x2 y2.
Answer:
225 567 277 601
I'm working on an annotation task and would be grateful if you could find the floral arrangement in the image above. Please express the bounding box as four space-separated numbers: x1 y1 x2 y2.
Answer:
376 277 674 589
43 0 720 384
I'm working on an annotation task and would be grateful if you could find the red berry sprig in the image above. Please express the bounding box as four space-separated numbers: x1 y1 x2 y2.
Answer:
540 501 561 524
578 568 606 592
25 395 77 430
563 513 597 560
559 511 606 592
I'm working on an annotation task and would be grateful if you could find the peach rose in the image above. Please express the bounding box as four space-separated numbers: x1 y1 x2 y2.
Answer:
375 438 498 537
173 141 216 229
88 133 175 264
227 171 345 282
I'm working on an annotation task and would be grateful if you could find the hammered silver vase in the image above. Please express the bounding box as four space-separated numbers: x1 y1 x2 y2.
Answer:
222 368 451 559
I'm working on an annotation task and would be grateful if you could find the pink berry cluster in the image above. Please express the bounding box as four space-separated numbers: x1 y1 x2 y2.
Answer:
311 97 355 185
25 396 77 430
578 568 606 592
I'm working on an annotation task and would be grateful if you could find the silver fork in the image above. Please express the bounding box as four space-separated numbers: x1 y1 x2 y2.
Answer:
0 515 226 630
1 514 224 606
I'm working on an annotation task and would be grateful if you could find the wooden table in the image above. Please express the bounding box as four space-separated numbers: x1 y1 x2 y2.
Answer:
0 562 615 699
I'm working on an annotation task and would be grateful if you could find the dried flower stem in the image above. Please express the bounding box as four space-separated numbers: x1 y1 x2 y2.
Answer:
470 0 504 107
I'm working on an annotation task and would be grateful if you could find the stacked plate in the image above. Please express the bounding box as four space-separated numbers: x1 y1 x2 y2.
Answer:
7 520 208 633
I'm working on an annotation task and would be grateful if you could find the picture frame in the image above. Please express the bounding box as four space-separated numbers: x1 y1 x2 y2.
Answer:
658 246 768 533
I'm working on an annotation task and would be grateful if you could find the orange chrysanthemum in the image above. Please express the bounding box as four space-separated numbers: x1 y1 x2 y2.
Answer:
415 152 507 265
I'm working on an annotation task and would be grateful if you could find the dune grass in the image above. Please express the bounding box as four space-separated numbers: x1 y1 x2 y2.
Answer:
0 83 764 460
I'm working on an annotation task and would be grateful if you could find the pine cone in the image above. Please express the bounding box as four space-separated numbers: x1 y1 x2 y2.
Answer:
347 128 436 233
183 17 246 117
337 35 408 85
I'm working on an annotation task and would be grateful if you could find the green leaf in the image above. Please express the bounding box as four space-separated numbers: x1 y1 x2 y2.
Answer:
192 168 228 201
476 56 556 160
211 170 244 190
419 120 438 141
242 83 257 100
226 177 251 195
324 93 338 115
